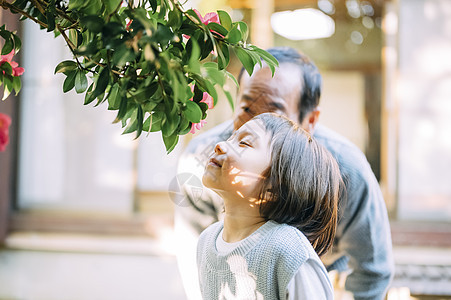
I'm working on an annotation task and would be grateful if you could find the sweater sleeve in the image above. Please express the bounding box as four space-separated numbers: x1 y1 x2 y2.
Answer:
285 258 334 300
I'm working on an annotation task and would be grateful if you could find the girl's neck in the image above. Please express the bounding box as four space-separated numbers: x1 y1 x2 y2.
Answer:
222 200 266 243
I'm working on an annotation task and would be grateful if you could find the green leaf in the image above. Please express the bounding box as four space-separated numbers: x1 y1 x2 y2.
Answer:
46 10 56 32
1 37 14 55
69 29 83 48
142 111 163 132
0 28 11 42
224 90 234 111
136 105 143 138
12 33 21 52
107 83 120 110
12 76 21 95
198 102 208 118
102 0 122 14
203 79 218 106
84 83 95 105
55 60 78 74
250 46 279 66
162 114 180 137
143 101 158 113
234 47 254 76
121 106 134 128
68 0 84 11
81 0 103 16
237 21 249 41
114 94 128 123
176 72 189 103
63 70 77 93
122 108 138 134
183 100 202 123
112 44 136 67
147 81 161 99
122 105 143 137
218 10 232 30
185 9 202 24
226 71 239 87
75 70 88 93
154 23 174 44
217 42 230 70
133 7 156 31
80 16 104 33
207 22 228 37
163 132 179 154
92 67 110 98
102 22 124 38
149 0 157 13
0 62 13 76
178 115 191 135
226 25 241 44
2 76 12 100
167 9 182 29
157 0 167 20
249 46 279 76
203 63 225 86
246 48 262 69
187 39 200 74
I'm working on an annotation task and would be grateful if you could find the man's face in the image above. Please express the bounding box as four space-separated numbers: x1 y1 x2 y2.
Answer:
233 63 302 131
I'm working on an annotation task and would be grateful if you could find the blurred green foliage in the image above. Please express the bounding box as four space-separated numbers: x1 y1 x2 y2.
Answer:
0 0 278 152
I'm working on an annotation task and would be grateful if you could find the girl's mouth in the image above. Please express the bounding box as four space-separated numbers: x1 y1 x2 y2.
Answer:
208 158 222 167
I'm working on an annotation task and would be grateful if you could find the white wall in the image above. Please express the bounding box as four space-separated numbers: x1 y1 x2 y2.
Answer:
320 71 367 152
396 0 451 221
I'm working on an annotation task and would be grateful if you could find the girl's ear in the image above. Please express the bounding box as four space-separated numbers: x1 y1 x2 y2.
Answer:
262 188 274 203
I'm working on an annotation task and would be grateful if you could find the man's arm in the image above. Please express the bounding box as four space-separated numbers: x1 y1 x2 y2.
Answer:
314 125 394 300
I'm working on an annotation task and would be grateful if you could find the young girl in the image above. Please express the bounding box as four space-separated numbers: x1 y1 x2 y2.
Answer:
198 113 341 300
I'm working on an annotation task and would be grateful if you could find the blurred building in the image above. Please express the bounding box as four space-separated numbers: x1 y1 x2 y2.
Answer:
0 0 450 299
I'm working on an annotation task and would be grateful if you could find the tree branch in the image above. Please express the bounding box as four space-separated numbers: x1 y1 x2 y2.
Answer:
0 0 48 28
30 0 46 15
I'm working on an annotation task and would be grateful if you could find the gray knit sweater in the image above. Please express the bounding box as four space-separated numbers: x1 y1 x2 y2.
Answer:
197 220 322 300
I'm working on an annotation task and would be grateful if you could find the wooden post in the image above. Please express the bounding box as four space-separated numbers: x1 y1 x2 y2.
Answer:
250 0 274 49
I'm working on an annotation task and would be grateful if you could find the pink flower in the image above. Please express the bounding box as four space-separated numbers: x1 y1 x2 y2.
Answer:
189 119 207 134
194 9 220 25
187 86 213 134
183 9 221 39
200 92 214 109
126 19 133 31
189 85 214 109
0 50 24 77
0 113 12 152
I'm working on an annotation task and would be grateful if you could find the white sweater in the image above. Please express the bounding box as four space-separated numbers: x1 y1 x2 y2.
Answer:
197 220 333 299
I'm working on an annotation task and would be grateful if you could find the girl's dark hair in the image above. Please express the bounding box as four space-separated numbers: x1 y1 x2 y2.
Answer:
254 113 341 257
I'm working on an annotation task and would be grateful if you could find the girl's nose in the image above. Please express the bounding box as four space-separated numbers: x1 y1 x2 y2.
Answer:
214 141 226 154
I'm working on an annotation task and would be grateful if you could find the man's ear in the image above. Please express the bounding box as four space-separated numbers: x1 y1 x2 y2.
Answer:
302 107 321 133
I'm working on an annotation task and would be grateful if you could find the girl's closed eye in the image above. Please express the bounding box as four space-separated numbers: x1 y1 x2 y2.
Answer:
241 106 252 114
239 140 252 147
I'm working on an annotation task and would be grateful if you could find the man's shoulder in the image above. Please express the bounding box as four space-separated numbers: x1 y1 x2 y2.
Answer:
313 124 373 177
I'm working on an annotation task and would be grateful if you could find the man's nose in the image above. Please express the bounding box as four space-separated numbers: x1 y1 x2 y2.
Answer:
214 141 227 154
